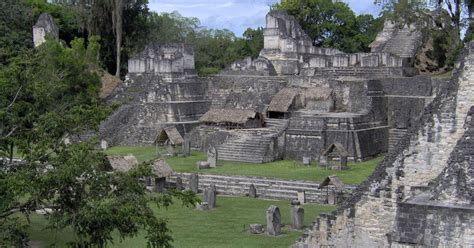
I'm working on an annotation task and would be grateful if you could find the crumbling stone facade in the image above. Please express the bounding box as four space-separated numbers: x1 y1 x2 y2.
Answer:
293 43 474 248
33 13 59 47
101 10 432 164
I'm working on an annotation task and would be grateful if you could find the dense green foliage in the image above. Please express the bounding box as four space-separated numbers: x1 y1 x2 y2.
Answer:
273 0 384 53
26 196 336 247
106 147 382 185
0 39 197 247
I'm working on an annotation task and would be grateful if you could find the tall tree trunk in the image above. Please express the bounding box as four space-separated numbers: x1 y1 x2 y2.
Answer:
112 0 124 77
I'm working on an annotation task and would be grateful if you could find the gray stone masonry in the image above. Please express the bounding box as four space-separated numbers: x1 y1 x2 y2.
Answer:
266 205 281 236
33 13 59 48
293 41 474 248
169 173 355 204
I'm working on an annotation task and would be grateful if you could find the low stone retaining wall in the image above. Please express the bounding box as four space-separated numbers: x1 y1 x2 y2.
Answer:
168 173 355 204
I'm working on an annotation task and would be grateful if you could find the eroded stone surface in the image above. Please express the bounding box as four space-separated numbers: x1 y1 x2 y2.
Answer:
266 205 281 236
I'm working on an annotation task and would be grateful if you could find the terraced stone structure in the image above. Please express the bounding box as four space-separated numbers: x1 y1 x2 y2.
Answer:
293 43 474 248
101 10 431 165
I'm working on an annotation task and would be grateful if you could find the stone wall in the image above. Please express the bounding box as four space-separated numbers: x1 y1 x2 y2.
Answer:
169 173 356 204
293 43 474 248
392 201 474 246
208 75 288 112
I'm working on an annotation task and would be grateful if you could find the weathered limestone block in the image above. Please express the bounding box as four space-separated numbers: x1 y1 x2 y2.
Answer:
203 184 217 208
297 191 306 204
182 136 191 157
249 184 257 198
266 205 281 236
196 202 209 211
175 176 183 191
249 224 264 234
33 13 59 47
196 161 210 169
189 173 199 193
291 205 304 230
208 146 217 168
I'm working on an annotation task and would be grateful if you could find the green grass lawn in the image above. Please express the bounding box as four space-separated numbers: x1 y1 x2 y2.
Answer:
106 146 382 185
27 196 336 248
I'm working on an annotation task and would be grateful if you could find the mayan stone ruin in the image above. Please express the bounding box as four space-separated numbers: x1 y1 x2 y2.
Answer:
97 9 473 247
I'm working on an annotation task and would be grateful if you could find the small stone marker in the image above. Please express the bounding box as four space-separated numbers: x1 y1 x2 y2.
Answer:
204 184 217 208
155 177 166 193
291 201 304 230
208 146 217 168
266 205 281 236
189 174 199 193
249 224 264 234
182 136 191 157
175 176 183 191
196 161 210 169
249 184 257 198
297 191 306 204
196 202 209 211
303 156 311 166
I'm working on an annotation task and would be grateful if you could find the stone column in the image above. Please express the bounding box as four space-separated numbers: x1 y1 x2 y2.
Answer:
189 174 199 193
266 205 281 236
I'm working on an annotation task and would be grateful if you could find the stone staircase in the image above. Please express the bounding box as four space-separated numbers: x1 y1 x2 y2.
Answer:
382 28 421 58
217 118 289 163
388 128 407 152
168 173 356 204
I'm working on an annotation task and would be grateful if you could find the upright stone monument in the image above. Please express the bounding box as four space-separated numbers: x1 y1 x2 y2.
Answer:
208 146 217 168
266 205 281 236
175 176 183 191
189 174 199 193
249 184 257 198
291 201 304 230
297 190 306 204
182 136 191 157
203 184 217 208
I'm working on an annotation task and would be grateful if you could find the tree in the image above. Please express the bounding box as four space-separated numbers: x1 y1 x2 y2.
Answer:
0 38 197 247
272 0 383 53
0 0 34 64
376 0 474 36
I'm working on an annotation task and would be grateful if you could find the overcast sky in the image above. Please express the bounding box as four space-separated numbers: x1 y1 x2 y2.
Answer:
148 0 382 36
